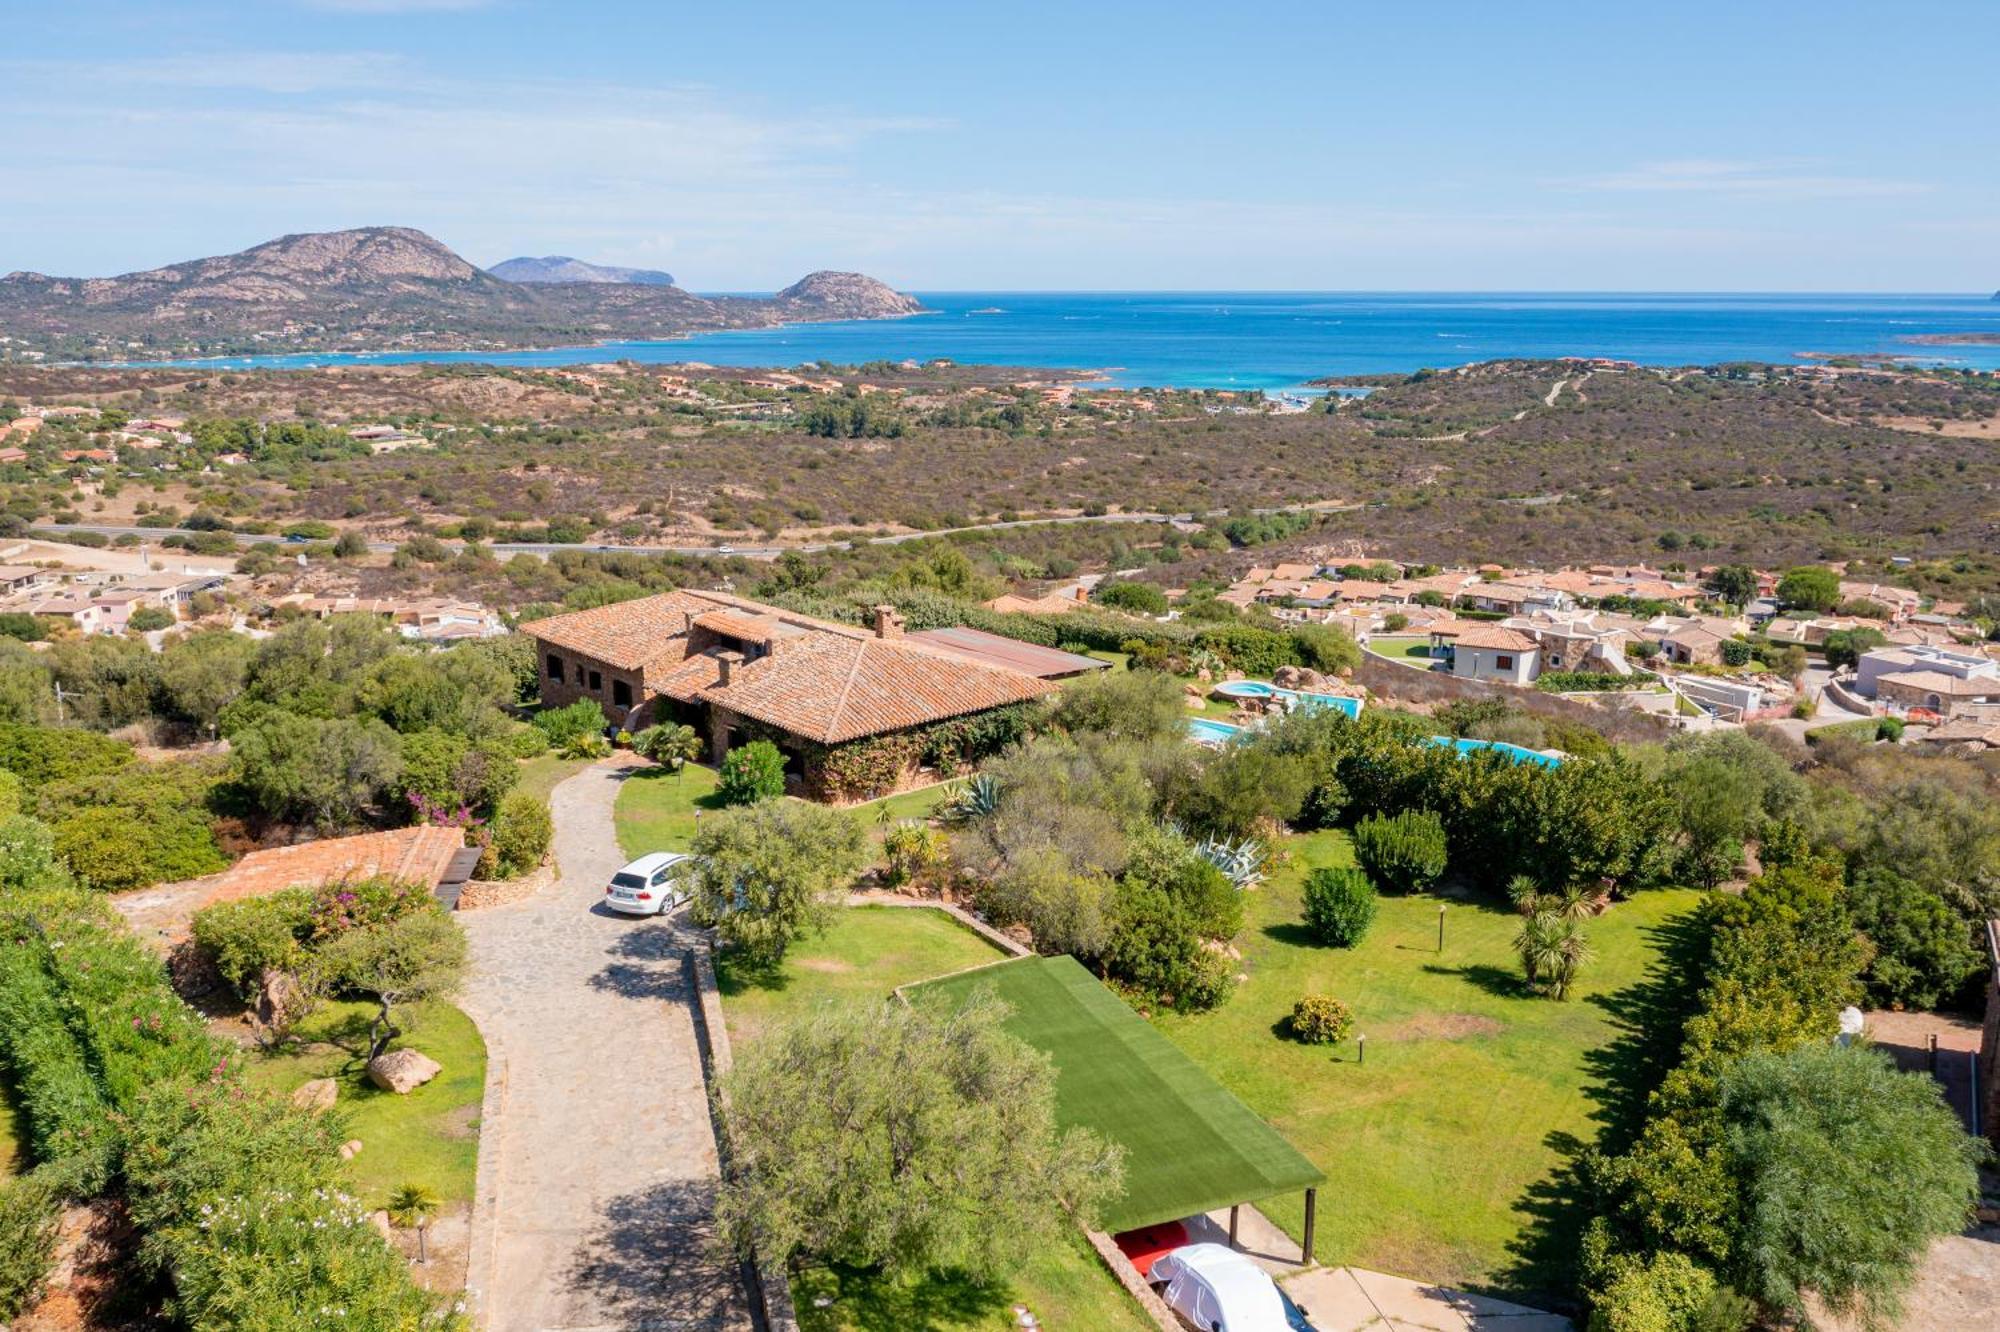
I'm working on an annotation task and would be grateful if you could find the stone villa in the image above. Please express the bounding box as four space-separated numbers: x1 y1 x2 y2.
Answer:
523 589 1058 800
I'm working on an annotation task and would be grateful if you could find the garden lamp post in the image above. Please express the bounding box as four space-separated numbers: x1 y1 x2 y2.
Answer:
1356 1033 1366 1065
1437 902 1446 953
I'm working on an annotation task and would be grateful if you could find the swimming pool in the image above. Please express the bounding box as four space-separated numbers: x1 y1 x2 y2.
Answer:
1186 718 1245 745
1210 680 1364 720
1424 736 1564 767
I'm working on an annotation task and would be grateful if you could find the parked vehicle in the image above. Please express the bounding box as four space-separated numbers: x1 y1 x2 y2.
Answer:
604 851 695 916
1149 1244 1290 1332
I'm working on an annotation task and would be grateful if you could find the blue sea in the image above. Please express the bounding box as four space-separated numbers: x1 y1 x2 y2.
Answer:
154 292 2000 390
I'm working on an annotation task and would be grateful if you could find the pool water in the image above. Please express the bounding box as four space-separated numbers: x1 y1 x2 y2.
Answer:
1424 735 1563 767
1186 718 1245 744
1211 680 1364 720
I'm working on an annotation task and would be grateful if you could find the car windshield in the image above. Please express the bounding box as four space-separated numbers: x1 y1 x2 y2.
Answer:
610 872 646 889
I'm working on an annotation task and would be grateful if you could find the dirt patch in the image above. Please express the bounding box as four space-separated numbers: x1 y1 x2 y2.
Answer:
792 957 855 974
1874 413 2000 438
1377 1012 1504 1042
440 1100 482 1141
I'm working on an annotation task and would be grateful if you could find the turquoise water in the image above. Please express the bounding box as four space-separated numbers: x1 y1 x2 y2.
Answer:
138 292 2000 389
1186 718 1244 744
1424 735 1564 767
1212 680 1365 718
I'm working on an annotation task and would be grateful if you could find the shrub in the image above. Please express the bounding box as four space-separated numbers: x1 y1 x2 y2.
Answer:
561 731 612 760
1094 580 1168 616
1291 623 1360 675
718 739 788 805
1105 879 1234 1013
126 605 176 633
190 889 314 998
1288 994 1353 1045
1718 639 1753 667
1874 716 1904 743
506 724 551 758
1351 810 1447 894
50 803 226 892
882 819 948 889
305 875 431 942
1586 1249 1720 1332
484 791 554 878
1302 866 1376 946
531 697 607 748
0 1176 60 1321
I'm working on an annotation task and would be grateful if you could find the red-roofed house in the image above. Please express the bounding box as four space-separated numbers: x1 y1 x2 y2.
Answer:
1446 623 1542 685
524 590 1056 800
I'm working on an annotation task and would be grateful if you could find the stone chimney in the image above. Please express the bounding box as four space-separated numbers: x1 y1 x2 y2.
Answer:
871 604 905 639
715 649 745 686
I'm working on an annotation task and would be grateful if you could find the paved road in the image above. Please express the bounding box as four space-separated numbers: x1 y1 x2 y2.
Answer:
459 757 749 1332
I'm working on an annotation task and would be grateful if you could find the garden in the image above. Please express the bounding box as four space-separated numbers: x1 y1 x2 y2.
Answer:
1151 825 1705 1298
713 904 1155 1332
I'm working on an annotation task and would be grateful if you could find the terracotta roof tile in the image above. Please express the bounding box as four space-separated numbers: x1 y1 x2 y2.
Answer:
530 589 1052 743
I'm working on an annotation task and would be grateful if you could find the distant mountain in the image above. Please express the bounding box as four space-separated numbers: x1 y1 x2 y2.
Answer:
0 227 922 360
488 255 677 286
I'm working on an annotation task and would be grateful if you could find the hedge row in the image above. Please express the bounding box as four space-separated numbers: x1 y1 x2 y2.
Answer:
0 890 456 1328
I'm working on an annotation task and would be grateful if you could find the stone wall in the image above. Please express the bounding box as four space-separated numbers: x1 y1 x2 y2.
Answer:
534 642 648 728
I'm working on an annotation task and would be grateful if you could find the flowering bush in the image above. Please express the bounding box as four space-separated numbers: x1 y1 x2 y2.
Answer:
305 876 429 942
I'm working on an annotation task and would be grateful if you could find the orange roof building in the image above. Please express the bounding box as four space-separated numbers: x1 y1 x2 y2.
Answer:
524 589 1055 800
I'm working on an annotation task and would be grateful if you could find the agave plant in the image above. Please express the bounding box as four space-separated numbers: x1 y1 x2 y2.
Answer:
938 772 1002 824
1195 835 1268 890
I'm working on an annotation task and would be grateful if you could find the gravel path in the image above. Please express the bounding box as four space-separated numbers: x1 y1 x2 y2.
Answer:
460 756 749 1331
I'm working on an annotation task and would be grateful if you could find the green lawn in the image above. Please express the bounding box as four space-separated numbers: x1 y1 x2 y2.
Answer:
1152 830 1702 1301
244 999 487 1210
614 761 725 859
617 758 954 860
852 781 956 828
1366 635 1442 668
514 751 591 804
718 907 1152 1332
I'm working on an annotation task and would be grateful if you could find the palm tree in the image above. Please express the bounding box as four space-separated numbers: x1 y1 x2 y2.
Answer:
1545 881 1600 922
1506 874 1543 915
1514 913 1593 999
1514 911 1561 987
386 1182 442 1264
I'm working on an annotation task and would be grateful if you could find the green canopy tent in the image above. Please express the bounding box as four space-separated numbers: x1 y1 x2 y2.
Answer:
905 954 1327 1252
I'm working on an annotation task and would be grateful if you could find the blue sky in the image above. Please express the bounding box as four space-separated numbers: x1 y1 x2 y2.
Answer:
4 1 1996 290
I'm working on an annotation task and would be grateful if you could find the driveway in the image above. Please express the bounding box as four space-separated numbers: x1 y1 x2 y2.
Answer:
460 756 750 1331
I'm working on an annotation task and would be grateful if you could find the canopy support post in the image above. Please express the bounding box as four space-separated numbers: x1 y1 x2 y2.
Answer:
1228 1204 1240 1247
1303 1188 1318 1264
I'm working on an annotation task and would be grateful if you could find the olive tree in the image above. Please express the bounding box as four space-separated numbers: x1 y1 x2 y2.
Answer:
313 908 468 1062
1718 1043 1982 1327
687 801 868 965
715 993 1123 1275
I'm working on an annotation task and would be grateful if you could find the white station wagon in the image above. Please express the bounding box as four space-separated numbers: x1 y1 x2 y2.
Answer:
604 852 695 916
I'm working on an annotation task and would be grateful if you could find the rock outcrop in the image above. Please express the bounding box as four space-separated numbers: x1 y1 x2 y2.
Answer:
776 270 925 319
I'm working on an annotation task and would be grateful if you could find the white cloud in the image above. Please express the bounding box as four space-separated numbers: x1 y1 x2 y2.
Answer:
1565 158 1926 199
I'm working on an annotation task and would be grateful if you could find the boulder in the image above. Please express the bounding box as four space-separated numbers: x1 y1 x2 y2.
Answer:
366 1048 442 1095
292 1077 339 1113
370 1209 395 1239
339 1139 364 1160
253 967 305 1033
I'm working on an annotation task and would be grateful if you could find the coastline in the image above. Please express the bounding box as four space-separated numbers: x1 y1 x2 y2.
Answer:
93 306 937 371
